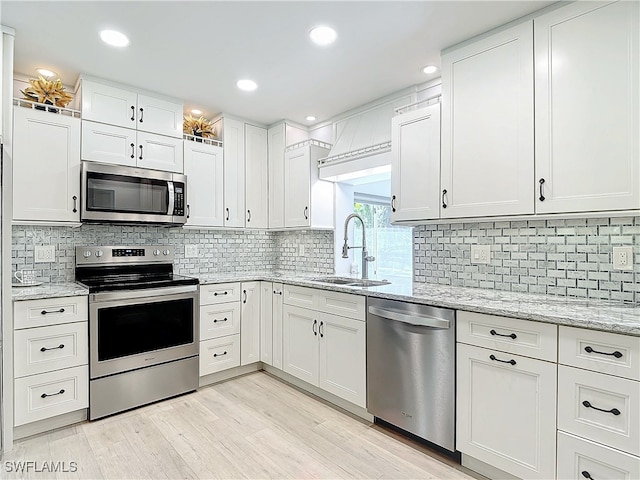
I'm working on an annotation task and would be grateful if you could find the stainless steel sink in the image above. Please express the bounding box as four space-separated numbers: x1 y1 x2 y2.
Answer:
309 276 391 287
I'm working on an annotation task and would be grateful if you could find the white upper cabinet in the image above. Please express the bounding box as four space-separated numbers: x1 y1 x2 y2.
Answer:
441 21 534 218
13 106 81 223
534 1 639 214
136 131 183 173
245 124 268 228
391 103 441 223
81 121 137 167
268 123 286 229
220 117 246 228
184 140 224 227
79 79 183 139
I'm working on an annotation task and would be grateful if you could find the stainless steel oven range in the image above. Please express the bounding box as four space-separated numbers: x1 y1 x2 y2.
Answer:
75 246 199 420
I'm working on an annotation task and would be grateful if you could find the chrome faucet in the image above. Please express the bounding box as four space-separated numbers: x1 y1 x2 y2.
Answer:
341 213 375 279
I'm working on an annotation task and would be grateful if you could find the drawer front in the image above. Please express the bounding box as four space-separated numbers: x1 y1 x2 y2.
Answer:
199 335 240 376
457 310 558 361
558 365 640 456
14 296 88 329
557 431 640 480
14 365 89 426
283 285 316 309
559 326 640 381
14 322 88 378
199 283 241 306
317 290 365 321
200 302 241 341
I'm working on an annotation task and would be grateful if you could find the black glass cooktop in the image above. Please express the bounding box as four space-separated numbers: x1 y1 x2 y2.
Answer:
75 264 198 293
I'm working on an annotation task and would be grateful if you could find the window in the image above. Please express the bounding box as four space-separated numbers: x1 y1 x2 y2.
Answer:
353 194 412 283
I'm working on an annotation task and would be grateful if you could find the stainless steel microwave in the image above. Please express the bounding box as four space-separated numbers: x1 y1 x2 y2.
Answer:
81 162 187 225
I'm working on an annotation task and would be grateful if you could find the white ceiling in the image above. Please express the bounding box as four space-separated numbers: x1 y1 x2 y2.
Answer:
1 1 556 126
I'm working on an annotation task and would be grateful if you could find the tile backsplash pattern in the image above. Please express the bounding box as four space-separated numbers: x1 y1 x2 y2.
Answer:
12 225 334 282
414 217 640 303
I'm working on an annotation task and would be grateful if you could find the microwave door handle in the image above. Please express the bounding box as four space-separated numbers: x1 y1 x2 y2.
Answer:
167 181 175 215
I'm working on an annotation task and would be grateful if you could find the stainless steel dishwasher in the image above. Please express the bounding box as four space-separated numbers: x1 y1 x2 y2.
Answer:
367 297 456 452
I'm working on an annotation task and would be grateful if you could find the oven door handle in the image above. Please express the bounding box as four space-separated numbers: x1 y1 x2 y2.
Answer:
167 181 175 215
91 285 197 303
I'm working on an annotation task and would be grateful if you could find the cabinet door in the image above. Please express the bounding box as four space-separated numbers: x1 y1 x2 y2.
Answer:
81 120 137 167
184 141 224 227
222 118 246 227
282 304 318 385
245 124 268 228
441 21 534 218
13 107 81 222
260 282 273 366
137 131 184 173
457 343 557 480
535 1 639 214
318 312 366 407
272 283 284 369
268 123 286 228
391 104 441 222
80 80 138 129
284 147 311 227
136 94 183 138
240 282 261 365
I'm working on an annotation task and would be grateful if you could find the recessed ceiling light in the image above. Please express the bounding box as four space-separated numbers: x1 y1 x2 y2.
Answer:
423 65 438 74
100 29 130 47
306 116 316 122
191 109 203 115
36 68 57 78
309 26 337 46
237 79 258 92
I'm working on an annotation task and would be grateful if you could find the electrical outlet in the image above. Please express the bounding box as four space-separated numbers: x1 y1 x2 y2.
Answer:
185 244 198 258
35 245 55 263
470 245 491 264
613 246 633 270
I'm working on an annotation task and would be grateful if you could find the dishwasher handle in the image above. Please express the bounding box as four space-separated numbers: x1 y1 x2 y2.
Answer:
368 306 450 329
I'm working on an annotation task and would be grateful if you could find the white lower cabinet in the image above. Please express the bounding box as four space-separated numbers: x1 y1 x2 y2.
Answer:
283 304 319 385
240 282 261 366
456 342 557 480
260 282 283 367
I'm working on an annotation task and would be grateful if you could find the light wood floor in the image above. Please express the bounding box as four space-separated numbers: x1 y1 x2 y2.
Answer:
3 372 481 479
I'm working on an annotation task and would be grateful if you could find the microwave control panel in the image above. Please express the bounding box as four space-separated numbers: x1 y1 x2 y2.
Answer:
174 185 184 216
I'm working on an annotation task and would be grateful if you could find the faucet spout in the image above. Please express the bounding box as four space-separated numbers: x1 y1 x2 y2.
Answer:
342 213 374 279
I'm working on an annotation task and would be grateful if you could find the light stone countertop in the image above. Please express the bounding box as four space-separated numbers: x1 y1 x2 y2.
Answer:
12 273 640 336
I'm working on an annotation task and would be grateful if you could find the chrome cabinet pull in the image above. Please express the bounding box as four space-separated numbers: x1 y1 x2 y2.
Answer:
489 354 516 366
442 189 448 208
72 195 78 213
584 345 623 359
41 389 65 399
139 145 143 160
582 400 621 416
391 195 396 212
243 290 247 303
41 308 65 315
213 351 227 358
40 344 64 352
490 329 517 340
213 291 228 297
538 178 546 201
130 143 135 159
304 206 309 220
139 107 144 123
213 317 228 323
130 106 135 122
319 321 324 338
313 319 317 336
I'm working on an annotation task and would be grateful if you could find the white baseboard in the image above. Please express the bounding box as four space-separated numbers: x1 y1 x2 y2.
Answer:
13 409 87 441
461 454 519 480
198 362 261 387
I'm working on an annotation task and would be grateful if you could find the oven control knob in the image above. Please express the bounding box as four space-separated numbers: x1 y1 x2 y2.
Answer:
163 249 170 256
95 250 103 258
153 249 160 256
83 250 92 258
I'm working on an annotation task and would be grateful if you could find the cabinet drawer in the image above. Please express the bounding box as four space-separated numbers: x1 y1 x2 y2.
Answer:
559 326 640 381
457 310 557 361
200 302 240 341
199 283 241 305
283 284 315 309
317 290 365 321
14 365 88 426
14 322 88 378
557 431 640 480
558 365 640 456
199 335 240 376
14 296 88 329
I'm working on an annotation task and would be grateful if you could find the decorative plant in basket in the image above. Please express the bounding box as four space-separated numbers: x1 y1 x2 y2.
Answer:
183 114 216 139
21 75 74 109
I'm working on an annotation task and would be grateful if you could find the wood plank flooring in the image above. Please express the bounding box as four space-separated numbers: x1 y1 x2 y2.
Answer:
2 372 481 479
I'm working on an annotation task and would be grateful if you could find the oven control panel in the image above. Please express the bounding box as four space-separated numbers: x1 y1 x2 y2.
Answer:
76 246 175 265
